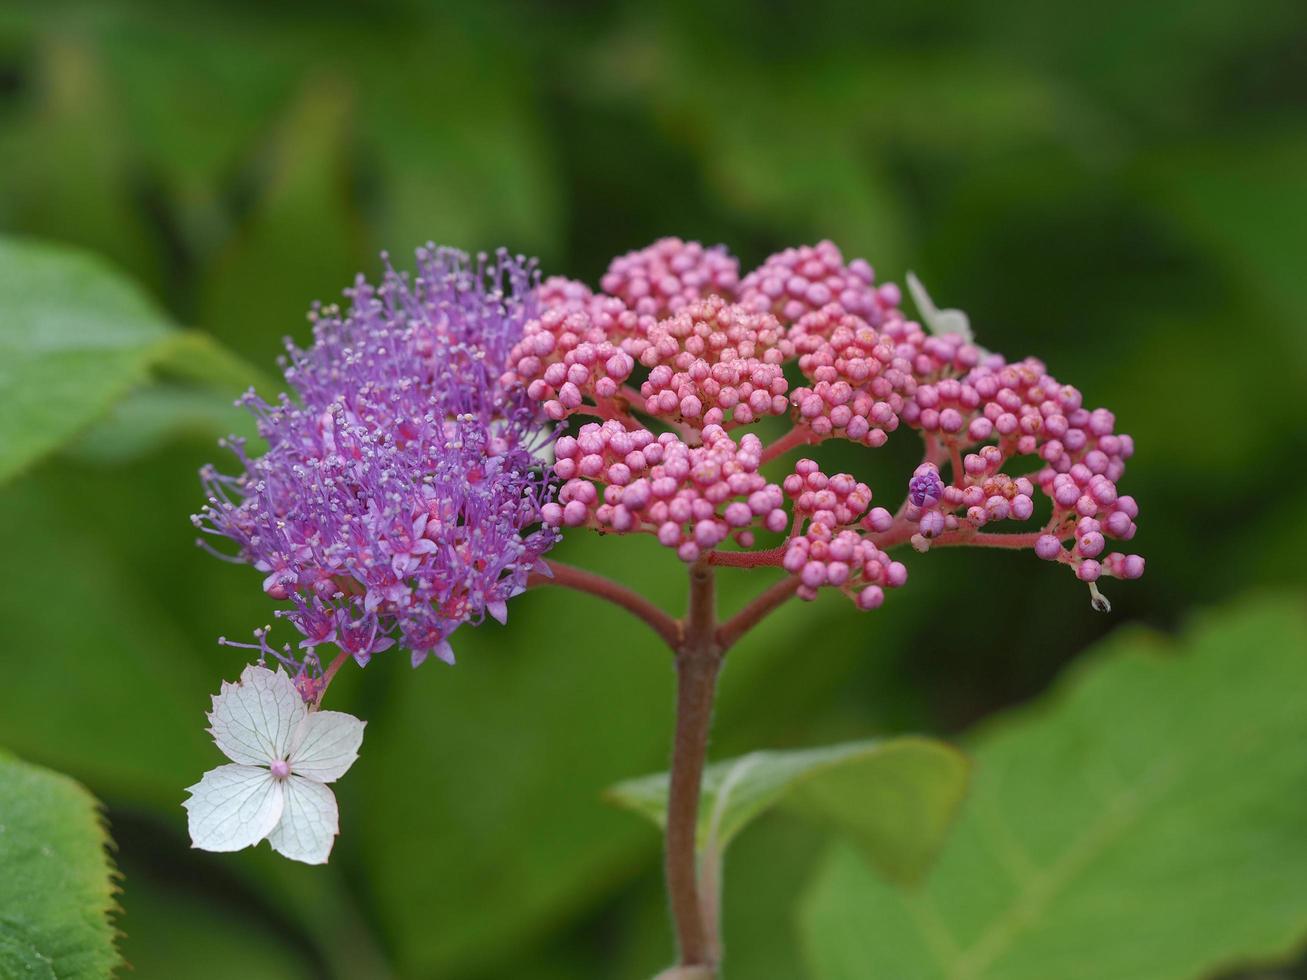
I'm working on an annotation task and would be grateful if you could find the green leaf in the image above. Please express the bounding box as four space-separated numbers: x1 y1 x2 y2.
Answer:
607 736 969 885
0 236 172 483
62 385 259 466
0 750 121 979
151 331 281 398
799 597 1307 980
0 236 276 480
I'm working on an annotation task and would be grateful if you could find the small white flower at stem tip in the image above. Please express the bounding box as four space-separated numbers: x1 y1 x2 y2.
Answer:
183 664 365 865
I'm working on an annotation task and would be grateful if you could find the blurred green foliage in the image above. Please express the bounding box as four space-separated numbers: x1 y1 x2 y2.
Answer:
0 0 1305 977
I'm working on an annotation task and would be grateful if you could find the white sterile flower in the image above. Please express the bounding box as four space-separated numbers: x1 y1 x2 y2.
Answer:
906 271 974 342
183 664 365 865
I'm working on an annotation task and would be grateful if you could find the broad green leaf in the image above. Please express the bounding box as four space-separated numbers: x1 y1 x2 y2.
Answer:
63 386 259 466
0 750 121 979
151 331 281 398
0 236 273 480
607 736 969 885
799 597 1307 980
0 236 172 482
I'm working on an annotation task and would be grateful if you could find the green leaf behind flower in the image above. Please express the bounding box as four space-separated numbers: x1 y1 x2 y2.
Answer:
0 237 274 482
799 597 1307 980
607 735 970 886
0 236 172 482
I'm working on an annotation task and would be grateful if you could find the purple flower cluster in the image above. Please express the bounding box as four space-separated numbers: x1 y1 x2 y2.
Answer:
195 246 559 690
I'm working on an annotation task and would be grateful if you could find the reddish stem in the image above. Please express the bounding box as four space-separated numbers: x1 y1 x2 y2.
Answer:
949 444 965 485
666 561 720 970
716 576 801 651
922 432 946 467
528 560 681 648
869 516 917 551
932 530 1044 549
760 426 813 465
620 385 649 414
871 521 1046 552
706 546 787 569
314 649 353 707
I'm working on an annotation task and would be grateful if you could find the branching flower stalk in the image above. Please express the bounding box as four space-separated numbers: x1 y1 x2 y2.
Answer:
186 236 1144 975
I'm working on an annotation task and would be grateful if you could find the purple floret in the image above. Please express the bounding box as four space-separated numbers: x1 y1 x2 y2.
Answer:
195 245 559 681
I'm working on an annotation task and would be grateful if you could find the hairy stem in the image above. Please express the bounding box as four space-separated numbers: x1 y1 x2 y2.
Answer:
528 560 681 648
760 425 812 465
706 545 786 568
666 561 721 970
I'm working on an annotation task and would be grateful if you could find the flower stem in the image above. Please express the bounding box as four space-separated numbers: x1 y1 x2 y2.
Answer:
706 545 787 569
528 560 681 648
760 425 812 465
666 560 722 971
314 649 353 707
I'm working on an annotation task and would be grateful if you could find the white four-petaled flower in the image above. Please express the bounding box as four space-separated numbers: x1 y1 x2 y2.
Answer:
183 664 365 864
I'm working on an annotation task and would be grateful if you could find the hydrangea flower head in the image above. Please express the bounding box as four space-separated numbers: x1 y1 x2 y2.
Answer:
183 665 365 864
738 239 900 325
195 246 559 687
515 241 1144 611
600 237 740 317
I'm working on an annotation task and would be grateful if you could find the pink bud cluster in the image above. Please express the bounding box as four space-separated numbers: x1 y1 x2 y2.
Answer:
541 422 789 562
537 275 655 336
631 295 790 426
879 315 997 382
786 304 918 446
511 236 1143 605
898 462 1037 546
738 240 899 326
536 275 594 312
892 359 1144 583
501 307 637 421
781 460 907 609
600 237 740 317
1036 469 1143 583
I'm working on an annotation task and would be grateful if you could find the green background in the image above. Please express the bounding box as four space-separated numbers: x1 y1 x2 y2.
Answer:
1 0 1305 977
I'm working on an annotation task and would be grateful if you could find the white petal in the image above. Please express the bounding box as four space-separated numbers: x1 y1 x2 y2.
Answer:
287 710 365 783
182 764 284 852
267 776 339 864
906 271 975 342
207 664 307 765
906 271 940 320
931 308 973 340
